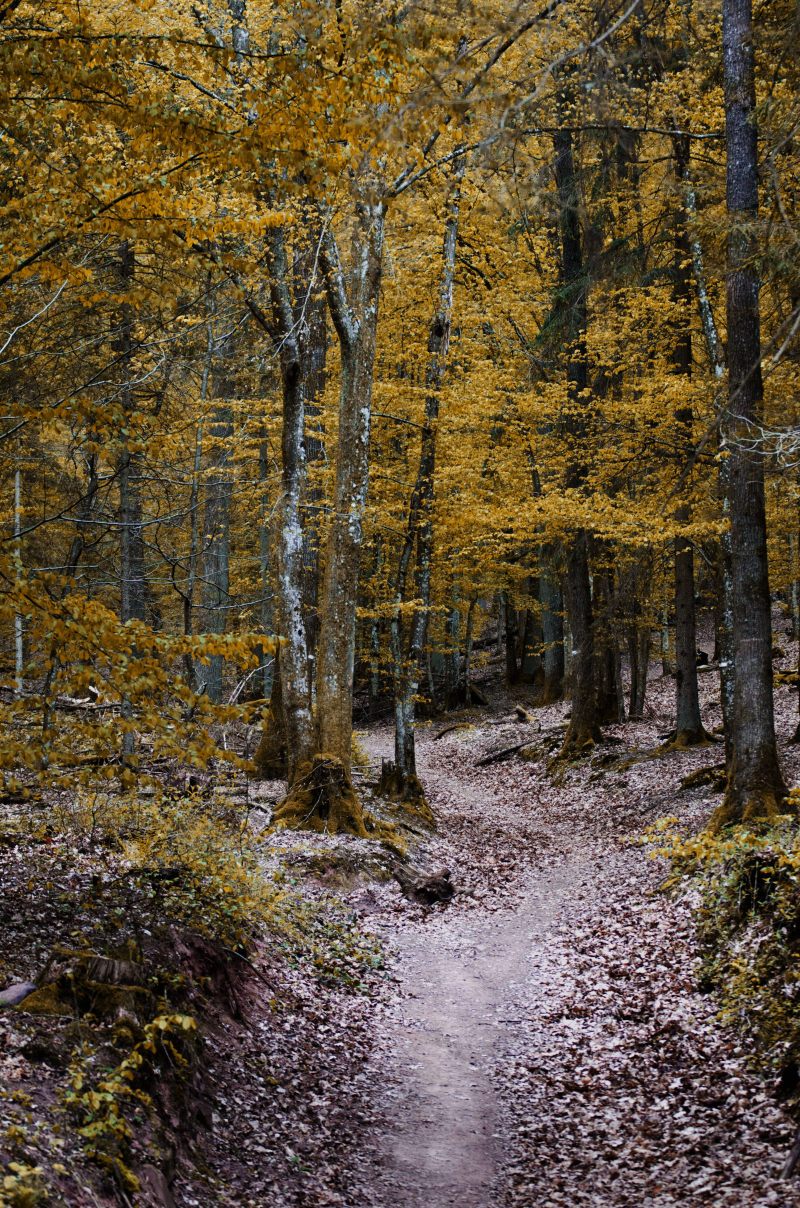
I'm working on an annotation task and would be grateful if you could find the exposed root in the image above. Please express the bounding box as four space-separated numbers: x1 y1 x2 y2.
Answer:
551 722 601 768
376 759 435 829
679 764 727 793
654 727 716 756
271 755 367 837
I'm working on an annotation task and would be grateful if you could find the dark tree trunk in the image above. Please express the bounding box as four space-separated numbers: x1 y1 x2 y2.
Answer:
444 601 461 709
554 119 599 754
540 553 565 702
671 135 705 746
520 577 544 685
200 402 232 703
266 223 315 783
503 590 520 685
391 152 466 790
594 567 621 724
117 243 146 630
711 0 786 826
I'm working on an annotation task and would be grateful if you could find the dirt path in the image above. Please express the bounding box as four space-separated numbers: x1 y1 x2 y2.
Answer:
371 863 579 1208
353 702 800 1208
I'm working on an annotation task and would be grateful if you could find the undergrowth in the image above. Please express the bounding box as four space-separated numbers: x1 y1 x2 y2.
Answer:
652 789 800 1091
1 785 385 1203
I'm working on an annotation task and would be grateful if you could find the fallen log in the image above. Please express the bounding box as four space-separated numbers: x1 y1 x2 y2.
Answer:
433 722 473 740
475 741 530 767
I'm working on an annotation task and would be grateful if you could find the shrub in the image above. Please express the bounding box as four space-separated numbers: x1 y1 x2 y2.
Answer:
659 793 800 1085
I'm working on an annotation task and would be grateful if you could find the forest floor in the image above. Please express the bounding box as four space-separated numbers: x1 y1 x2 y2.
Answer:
5 644 800 1207
339 659 800 1208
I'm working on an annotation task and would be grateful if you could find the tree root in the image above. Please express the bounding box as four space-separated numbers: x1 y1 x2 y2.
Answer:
654 727 717 756
376 759 435 828
679 763 727 793
706 785 787 833
271 755 367 837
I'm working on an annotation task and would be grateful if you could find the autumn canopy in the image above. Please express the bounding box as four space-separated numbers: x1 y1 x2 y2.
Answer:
1 0 798 830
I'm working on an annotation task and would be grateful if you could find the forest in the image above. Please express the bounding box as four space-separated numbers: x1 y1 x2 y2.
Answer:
2 1 800 1206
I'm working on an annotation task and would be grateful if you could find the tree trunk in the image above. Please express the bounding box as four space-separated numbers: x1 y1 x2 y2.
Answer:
553 118 599 756
388 155 464 802
593 558 621 723
686 151 734 761
503 590 520 685
444 601 461 708
115 242 144 764
267 223 315 783
540 553 565 702
183 288 213 690
711 0 786 827
463 597 476 702
303 197 385 833
671 135 705 746
13 468 23 695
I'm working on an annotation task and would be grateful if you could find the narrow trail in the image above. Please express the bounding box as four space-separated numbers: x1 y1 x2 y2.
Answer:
353 691 800 1208
369 862 585 1208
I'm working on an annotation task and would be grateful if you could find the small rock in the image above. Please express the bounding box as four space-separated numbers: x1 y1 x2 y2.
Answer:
138 1164 176 1208
0 982 37 1008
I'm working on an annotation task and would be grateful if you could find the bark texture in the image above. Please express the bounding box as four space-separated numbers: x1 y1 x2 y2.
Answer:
671 136 705 746
315 199 386 776
553 121 599 755
711 0 786 827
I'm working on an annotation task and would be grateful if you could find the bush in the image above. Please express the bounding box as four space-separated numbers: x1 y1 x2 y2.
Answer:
659 791 800 1085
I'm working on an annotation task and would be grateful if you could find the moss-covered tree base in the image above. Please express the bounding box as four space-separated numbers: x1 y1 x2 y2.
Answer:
657 727 714 755
271 755 368 836
557 721 601 762
707 784 787 833
376 759 436 829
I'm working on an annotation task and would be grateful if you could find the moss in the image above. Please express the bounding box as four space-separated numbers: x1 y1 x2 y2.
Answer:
707 787 784 833
661 813 800 1090
17 948 157 1021
14 982 72 1017
272 755 368 837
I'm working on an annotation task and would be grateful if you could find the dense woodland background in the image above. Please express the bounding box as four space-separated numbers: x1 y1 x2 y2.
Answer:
1 0 799 821
6 4 800 1206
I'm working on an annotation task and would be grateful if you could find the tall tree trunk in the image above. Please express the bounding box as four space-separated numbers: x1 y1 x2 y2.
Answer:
200 318 234 705
520 577 544 686
503 589 520 686
13 467 22 695
387 150 465 802
117 243 146 630
711 0 786 826
115 242 145 764
295 232 327 674
554 119 599 755
671 135 705 746
265 224 315 783
593 561 621 723
685 158 734 761
444 599 461 708
183 288 213 689
313 199 385 780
